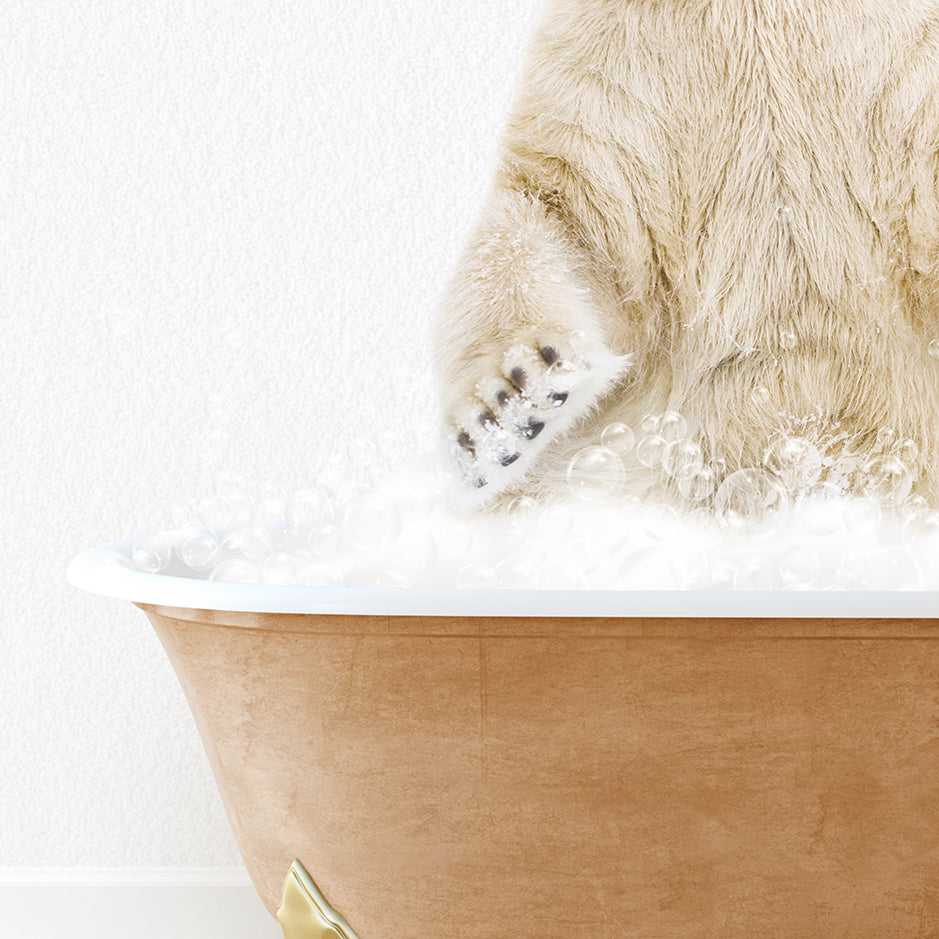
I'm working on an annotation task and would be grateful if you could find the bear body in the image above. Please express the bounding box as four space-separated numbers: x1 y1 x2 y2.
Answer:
434 0 939 510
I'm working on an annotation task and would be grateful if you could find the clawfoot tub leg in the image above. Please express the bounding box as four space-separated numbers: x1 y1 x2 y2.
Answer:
276 860 360 939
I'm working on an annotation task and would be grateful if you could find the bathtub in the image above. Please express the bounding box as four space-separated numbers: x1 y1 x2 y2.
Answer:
69 534 939 937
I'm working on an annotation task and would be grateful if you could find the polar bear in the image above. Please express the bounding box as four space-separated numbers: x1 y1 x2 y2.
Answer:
433 0 939 512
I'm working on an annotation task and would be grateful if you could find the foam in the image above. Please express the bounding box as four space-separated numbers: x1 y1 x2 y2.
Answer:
127 450 939 591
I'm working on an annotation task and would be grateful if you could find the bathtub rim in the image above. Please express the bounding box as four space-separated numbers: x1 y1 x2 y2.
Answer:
68 534 939 618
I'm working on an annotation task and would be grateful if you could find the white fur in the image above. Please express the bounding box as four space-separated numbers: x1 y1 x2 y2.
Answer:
434 0 939 509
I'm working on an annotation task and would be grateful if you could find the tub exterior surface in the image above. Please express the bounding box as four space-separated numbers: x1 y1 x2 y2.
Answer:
139 604 939 938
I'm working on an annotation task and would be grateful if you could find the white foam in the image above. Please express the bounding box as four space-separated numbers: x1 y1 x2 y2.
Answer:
122 452 939 591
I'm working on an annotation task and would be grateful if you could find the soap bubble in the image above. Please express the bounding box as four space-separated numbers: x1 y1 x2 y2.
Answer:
566 446 625 502
437 520 474 558
738 557 776 590
381 530 438 582
618 547 681 589
861 454 913 506
539 504 575 538
589 511 632 553
902 495 930 524
797 485 845 536
344 493 402 549
132 534 172 573
898 439 919 464
300 563 344 587
600 422 635 455
456 562 497 589
169 503 198 529
658 410 688 442
221 526 276 562
864 547 921 590
662 438 703 478
494 557 538 588
639 413 660 434
678 553 711 588
251 498 287 526
178 528 220 571
641 505 679 541
505 526 527 549
537 561 583 590
836 552 868 587
505 495 539 522
568 329 589 352
100 550 134 570
197 496 232 528
358 571 410 588
208 475 254 522
903 509 939 540
262 551 298 585
397 482 439 517
213 472 248 500
568 538 603 577
844 497 881 531
779 546 820 587
515 537 548 566
286 488 334 527
708 562 738 590
714 468 790 536
307 522 342 559
763 436 822 493
290 549 315 571
752 386 771 405
210 558 262 584
676 464 717 503
636 434 667 468
929 338 939 358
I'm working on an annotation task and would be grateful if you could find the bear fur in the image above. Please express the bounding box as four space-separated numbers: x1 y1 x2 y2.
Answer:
433 0 939 511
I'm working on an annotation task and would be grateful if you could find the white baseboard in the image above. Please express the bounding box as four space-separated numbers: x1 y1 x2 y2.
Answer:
0 868 282 939
0 867 254 886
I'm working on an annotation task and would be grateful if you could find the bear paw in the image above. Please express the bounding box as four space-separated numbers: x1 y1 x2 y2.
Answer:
443 332 632 502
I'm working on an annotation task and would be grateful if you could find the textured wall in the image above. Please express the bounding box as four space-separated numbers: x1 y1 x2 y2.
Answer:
1 0 539 865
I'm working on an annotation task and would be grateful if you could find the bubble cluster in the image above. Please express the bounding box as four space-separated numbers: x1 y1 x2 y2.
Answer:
561 409 929 540
118 408 939 592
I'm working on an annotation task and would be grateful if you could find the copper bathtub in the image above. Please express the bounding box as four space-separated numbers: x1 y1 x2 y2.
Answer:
70 537 939 937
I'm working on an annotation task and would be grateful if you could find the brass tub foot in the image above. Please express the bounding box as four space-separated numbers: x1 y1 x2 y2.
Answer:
276 860 360 939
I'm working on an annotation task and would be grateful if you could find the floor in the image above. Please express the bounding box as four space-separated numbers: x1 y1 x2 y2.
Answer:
0 884 282 938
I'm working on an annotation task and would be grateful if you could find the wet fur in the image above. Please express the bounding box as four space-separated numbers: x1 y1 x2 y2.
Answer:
434 0 939 509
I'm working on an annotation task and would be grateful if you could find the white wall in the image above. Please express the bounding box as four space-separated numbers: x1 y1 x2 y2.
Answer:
1 0 540 893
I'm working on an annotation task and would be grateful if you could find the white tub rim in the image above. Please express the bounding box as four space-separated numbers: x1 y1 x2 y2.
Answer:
67 534 939 618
